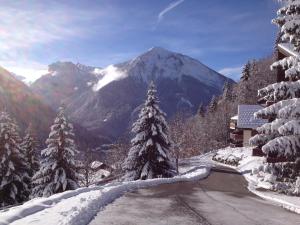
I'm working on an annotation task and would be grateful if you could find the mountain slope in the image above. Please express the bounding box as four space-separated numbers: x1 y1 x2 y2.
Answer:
32 62 98 109
0 66 54 141
93 47 227 92
0 66 110 152
31 47 234 139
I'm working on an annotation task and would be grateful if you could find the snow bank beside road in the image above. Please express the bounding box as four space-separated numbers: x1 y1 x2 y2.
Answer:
0 167 210 225
213 147 300 214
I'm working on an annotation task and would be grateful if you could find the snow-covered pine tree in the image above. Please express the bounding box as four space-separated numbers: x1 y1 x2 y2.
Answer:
208 95 218 113
31 106 80 197
274 31 283 53
250 0 300 194
21 125 40 179
123 82 176 180
0 111 29 207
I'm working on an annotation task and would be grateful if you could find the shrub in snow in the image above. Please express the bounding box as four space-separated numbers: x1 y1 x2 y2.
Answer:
31 106 80 197
123 81 176 181
0 112 29 207
212 151 241 166
249 0 300 194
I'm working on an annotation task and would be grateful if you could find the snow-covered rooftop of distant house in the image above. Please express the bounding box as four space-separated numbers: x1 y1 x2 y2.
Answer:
237 105 267 129
90 161 104 169
278 43 299 57
231 115 238 120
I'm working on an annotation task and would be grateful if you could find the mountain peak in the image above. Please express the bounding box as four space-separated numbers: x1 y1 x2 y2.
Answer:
148 46 170 53
145 46 174 57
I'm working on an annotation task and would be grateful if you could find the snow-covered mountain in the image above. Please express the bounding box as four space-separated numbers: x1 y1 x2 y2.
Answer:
31 47 234 139
92 47 227 92
32 61 99 109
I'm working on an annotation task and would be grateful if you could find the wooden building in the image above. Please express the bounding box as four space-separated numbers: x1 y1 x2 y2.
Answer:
230 105 267 148
277 43 298 81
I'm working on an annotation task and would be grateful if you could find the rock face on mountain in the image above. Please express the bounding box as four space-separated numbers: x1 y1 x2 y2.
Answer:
31 47 234 140
0 66 54 141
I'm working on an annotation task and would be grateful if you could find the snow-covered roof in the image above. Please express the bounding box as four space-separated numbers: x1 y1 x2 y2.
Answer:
90 161 104 169
231 115 238 120
237 105 267 129
278 43 299 57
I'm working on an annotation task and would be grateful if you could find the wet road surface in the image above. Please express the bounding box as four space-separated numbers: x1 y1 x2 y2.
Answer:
89 167 300 225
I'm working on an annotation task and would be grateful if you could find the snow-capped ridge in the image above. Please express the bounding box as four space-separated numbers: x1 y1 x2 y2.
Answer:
92 47 232 91
76 63 100 73
48 61 100 75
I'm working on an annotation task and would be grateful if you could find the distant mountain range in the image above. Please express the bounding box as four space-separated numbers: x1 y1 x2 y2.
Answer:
0 66 110 152
30 47 234 140
0 66 53 142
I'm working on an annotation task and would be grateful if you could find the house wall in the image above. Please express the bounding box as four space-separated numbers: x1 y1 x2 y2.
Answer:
243 130 252 147
277 50 287 82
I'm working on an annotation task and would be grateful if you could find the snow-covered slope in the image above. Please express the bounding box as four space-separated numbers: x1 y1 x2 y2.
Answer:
93 47 227 91
31 47 234 140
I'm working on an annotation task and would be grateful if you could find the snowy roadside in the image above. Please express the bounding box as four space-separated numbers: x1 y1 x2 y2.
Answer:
0 162 210 225
213 147 300 214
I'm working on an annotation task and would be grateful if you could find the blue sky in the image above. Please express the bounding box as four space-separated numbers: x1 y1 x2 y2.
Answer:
0 0 279 81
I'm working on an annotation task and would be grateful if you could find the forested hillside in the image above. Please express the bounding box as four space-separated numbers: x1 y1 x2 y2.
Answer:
167 54 277 157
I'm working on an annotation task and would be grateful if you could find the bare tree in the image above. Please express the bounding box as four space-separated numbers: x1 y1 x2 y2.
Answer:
80 148 94 187
169 112 187 173
105 135 130 178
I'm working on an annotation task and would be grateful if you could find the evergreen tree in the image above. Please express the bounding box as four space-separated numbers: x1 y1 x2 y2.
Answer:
250 0 300 195
222 81 233 101
274 31 282 52
21 125 40 179
32 106 80 197
123 82 176 180
241 61 251 81
238 61 254 104
197 103 206 117
0 112 29 207
208 95 218 113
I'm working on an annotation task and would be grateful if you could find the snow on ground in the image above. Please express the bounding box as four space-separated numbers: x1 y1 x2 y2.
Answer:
0 159 210 225
213 147 300 214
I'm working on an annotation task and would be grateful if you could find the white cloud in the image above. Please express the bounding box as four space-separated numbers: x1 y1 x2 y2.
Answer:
0 2 101 52
158 0 185 22
0 59 48 84
218 66 243 81
93 65 127 91
0 1 102 82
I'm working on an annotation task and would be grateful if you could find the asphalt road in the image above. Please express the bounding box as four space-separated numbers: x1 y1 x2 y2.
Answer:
89 167 300 225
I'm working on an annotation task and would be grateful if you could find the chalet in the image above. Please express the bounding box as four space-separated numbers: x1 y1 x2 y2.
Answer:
277 43 299 81
230 105 267 148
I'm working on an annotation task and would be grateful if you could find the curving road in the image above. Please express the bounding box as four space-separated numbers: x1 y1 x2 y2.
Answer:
89 167 300 225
